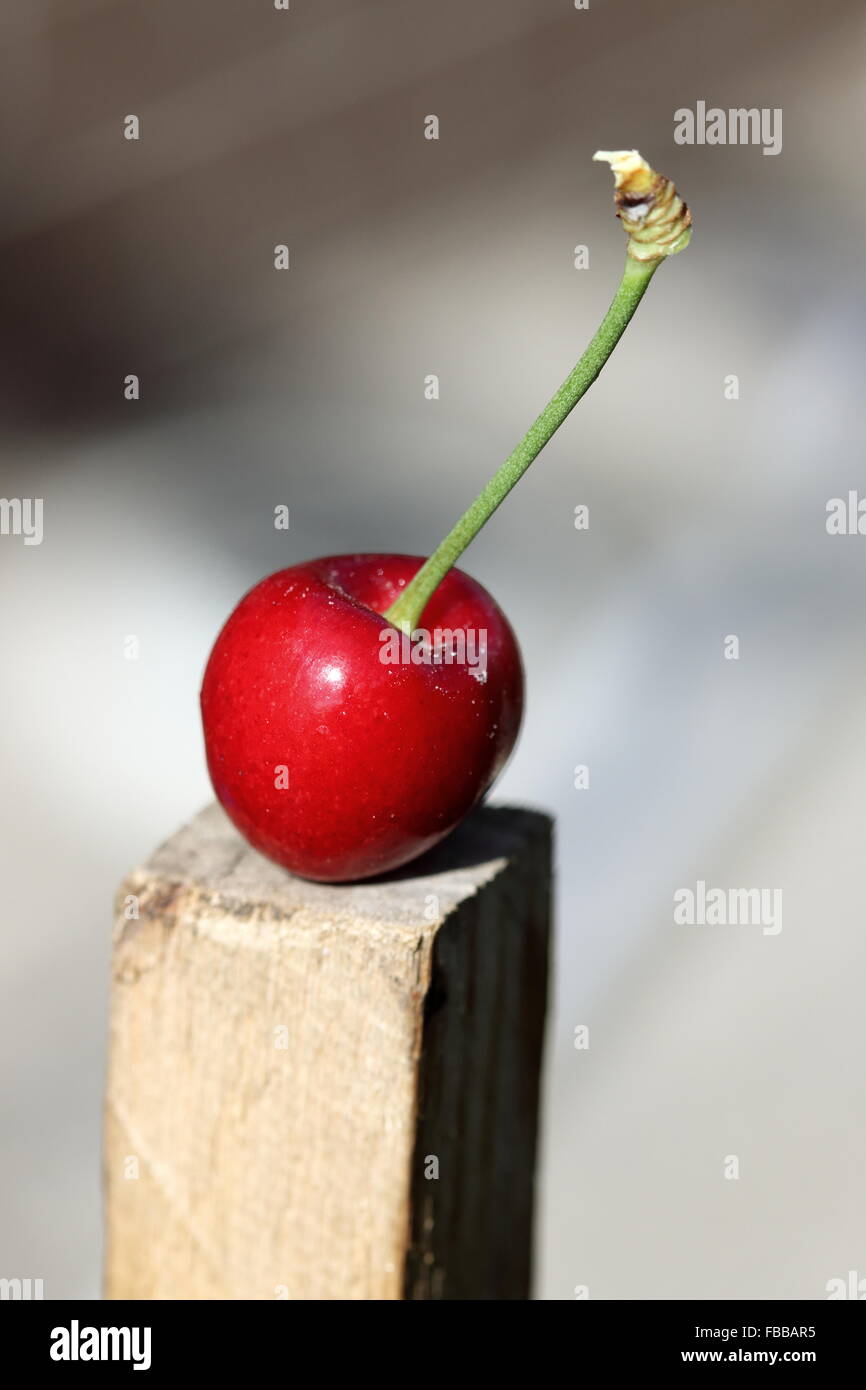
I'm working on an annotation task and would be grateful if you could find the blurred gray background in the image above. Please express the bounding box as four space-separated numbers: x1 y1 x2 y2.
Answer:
2 0 865 1299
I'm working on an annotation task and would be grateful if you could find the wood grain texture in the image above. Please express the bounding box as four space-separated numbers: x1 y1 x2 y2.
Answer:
104 802 551 1301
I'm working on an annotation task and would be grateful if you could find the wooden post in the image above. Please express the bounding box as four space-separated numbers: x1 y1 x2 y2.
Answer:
104 802 551 1301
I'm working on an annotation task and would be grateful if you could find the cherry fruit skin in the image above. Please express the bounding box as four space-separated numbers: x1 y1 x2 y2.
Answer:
200 554 523 882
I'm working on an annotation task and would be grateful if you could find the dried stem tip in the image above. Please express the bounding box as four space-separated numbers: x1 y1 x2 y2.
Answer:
593 149 692 262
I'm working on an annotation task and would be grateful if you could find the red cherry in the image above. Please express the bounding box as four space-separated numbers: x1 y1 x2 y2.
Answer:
200 554 523 882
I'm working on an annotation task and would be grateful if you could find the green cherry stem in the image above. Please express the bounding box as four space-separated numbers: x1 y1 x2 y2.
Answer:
385 255 655 631
384 149 692 634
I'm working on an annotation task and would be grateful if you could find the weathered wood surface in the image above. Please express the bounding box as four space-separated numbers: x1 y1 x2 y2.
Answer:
104 802 551 1300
